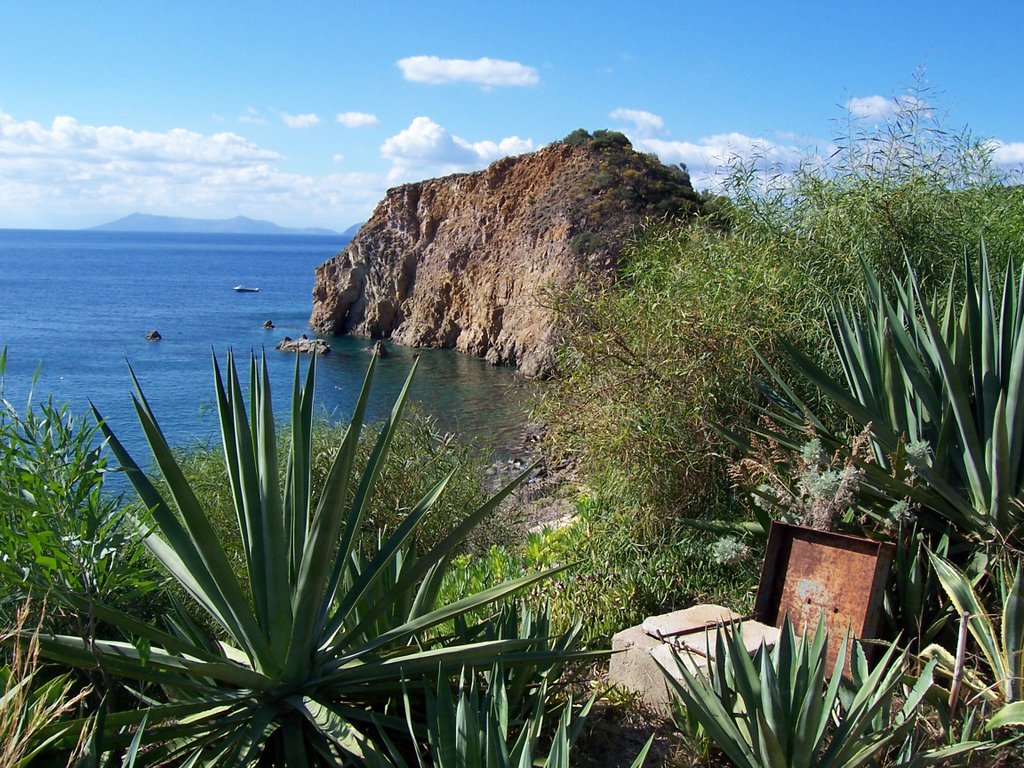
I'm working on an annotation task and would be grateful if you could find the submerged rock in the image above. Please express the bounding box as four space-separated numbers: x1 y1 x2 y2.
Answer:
365 340 389 358
276 337 330 355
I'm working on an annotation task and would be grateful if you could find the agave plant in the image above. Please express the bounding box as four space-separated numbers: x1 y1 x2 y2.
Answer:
375 662 653 768
29 352 585 765
924 550 1024 731
753 247 1024 548
658 618 949 768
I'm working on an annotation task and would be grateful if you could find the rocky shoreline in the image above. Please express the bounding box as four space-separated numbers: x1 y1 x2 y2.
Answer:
484 423 579 532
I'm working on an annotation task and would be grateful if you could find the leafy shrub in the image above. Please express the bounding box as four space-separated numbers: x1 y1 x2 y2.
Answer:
0 350 162 630
441 492 758 645
538 221 797 522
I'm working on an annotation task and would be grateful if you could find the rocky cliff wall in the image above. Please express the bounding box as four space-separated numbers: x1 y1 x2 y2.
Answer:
310 135 698 377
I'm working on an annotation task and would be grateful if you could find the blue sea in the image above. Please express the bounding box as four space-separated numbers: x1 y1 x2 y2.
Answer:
0 229 531 460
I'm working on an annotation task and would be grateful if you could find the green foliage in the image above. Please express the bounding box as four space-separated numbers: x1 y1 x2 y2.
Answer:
28 352 587 765
660 618 949 768
441 493 758 646
539 222 797 520
561 129 592 147
0 350 161 627
724 87 1024 313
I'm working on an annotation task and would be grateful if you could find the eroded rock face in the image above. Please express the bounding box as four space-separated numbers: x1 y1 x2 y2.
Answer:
310 136 697 377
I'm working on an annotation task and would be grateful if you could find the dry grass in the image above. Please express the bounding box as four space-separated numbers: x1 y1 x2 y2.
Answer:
0 602 92 768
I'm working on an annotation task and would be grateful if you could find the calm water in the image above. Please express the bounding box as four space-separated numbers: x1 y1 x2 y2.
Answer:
0 229 531 459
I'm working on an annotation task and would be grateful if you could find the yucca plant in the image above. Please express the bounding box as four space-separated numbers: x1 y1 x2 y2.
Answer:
378 663 653 768
28 352 585 766
752 247 1024 549
924 550 1024 731
658 618 948 768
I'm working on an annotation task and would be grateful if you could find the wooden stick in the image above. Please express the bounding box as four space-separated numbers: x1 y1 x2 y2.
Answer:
948 610 970 717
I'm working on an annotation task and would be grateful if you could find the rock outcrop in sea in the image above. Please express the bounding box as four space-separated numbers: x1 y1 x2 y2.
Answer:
310 131 700 377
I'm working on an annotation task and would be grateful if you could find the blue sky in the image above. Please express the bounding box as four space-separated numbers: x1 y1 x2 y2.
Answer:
1 1 1021 230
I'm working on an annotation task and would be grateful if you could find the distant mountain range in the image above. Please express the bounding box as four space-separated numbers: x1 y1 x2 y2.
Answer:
89 213 350 237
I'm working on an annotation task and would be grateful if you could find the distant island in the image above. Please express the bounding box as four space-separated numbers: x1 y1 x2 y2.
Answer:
89 213 344 237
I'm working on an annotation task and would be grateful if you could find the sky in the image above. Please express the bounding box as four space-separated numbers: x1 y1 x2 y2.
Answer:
1 1 1022 231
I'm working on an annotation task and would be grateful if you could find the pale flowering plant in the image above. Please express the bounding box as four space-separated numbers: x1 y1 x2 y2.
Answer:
729 420 922 536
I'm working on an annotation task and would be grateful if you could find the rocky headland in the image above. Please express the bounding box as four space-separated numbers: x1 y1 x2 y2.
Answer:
309 131 700 377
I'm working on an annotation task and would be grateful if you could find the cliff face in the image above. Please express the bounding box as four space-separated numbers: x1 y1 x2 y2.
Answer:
310 134 698 377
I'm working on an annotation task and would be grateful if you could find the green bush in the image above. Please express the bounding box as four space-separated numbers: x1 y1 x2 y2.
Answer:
539 90 1024 541
441 491 758 646
0 350 163 630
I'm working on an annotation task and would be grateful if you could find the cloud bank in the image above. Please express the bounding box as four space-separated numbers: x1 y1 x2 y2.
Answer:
610 108 666 137
0 110 383 229
396 56 539 87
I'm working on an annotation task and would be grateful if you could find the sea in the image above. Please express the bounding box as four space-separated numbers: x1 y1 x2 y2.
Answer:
0 229 532 463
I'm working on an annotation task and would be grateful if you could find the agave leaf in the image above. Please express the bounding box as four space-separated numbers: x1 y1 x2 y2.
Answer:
658 649 760 768
986 700 1024 731
325 464 539 651
928 550 1009 699
283 354 379 681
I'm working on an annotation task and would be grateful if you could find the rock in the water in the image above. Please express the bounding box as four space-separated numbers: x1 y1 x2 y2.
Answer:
365 340 389 358
145 330 162 341
263 319 275 329
310 134 699 377
276 337 330 355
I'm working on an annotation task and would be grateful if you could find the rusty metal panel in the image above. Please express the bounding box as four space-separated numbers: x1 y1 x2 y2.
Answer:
753 523 894 670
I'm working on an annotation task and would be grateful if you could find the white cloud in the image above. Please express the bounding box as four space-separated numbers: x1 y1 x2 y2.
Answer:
238 106 265 125
630 131 807 190
336 111 380 128
396 55 539 87
380 116 533 182
332 153 345 162
846 94 930 121
991 140 1024 167
610 108 665 137
0 110 385 229
281 112 321 128
845 95 894 121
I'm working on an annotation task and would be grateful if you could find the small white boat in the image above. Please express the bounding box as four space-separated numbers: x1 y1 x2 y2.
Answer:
234 285 260 293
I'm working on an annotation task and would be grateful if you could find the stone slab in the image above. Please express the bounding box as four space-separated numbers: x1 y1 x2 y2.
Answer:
640 604 741 641
608 624 676 714
673 620 780 659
